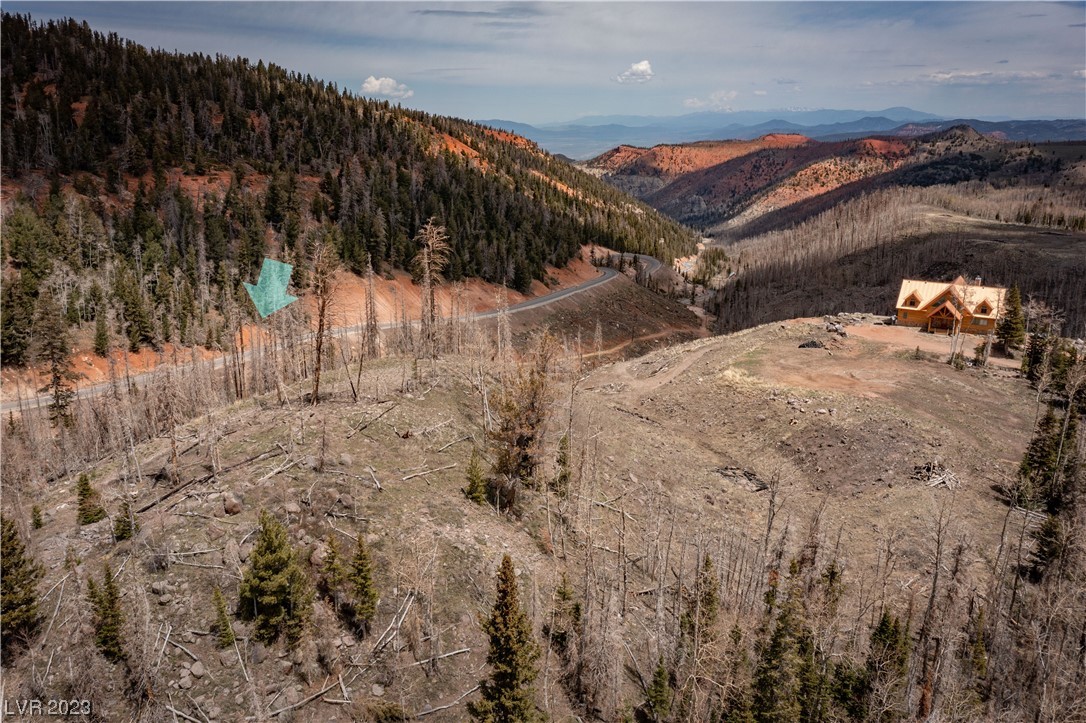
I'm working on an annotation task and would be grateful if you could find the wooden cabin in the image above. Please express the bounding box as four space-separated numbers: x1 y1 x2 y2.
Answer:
896 277 1006 335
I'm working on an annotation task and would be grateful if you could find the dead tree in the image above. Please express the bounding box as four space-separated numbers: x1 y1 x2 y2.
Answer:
310 226 340 405
411 219 451 360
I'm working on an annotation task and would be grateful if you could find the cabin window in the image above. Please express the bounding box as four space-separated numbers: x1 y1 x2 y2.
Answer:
978 319 988 326
978 305 989 314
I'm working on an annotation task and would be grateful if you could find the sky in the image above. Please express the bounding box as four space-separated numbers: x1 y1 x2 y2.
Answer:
7 2 1085 125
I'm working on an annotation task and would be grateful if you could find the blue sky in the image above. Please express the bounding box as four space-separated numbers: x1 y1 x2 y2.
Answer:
7 2 1085 124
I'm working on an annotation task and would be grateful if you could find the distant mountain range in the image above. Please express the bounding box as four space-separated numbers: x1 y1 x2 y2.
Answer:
478 108 1086 159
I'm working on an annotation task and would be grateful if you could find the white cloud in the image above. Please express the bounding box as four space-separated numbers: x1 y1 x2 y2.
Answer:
923 69 1045 84
753 89 767 96
616 59 654 84
1075 69 1086 79
683 89 738 110
361 75 414 99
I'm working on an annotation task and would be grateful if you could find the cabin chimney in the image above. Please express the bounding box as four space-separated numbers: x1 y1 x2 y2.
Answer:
973 276 982 285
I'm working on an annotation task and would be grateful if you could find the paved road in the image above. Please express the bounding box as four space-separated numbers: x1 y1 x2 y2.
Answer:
2 255 662 415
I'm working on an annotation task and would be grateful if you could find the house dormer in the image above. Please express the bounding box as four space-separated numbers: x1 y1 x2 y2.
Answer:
904 293 920 308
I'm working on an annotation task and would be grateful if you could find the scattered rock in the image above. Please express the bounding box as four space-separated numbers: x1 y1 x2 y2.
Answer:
178 676 193 690
158 594 173 606
151 581 167 595
278 659 293 675
223 495 242 516
218 650 236 667
224 540 240 567
284 501 301 515
309 541 329 568
371 684 385 698
815 408 829 415
250 643 267 665
338 453 353 467
190 661 205 679
339 494 354 509
799 339 825 349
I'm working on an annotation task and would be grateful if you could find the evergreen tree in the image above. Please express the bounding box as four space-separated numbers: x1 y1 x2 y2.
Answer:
862 610 910 722
112 499 138 541
31 505 43 529
211 587 235 649
720 625 756 723
543 572 580 658
0 515 43 656
752 592 804 723
996 284 1025 350
87 562 126 663
33 290 78 426
93 312 110 357
319 534 348 614
348 533 378 635
237 509 313 644
464 447 489 505
644 656 673 722
1018 407 1062 509
468 555 542 723
76 473 106 525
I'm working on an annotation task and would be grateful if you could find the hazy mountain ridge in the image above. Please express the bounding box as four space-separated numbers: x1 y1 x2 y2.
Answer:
482 111 1086 159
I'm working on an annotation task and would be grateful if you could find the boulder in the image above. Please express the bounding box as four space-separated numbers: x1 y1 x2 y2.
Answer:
223 495 242 516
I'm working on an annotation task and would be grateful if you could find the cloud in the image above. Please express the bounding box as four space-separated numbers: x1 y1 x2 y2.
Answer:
753 89 767 96
683 89 739 110
616 60 654 84
361 75 414 99
997 59 1009 64
1075 69 1086 79
924 70 1045 84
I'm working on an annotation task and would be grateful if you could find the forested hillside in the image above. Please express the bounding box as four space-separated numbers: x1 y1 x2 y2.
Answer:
0 13 695 365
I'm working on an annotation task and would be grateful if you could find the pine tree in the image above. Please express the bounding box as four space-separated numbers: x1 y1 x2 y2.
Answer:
464 447 489 505
211 587 235 648
320 534 348 614
1 515 43 656
94 312 110 357
87 562 126 663
644 656 673 722
31 505 43 529
237 509 313 643
1018 407 1062 509
348 533 378 635
997 284 1025 350
717 625 756 723
76 473 106 525
468 555 542 723
752 592 804 723
34 289 78 426
112 499 138 541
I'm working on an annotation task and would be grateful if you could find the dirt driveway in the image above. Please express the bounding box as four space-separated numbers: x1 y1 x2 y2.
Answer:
817 318 1020 370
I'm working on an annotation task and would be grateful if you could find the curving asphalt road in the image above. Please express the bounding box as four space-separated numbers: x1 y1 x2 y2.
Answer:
2 254 663 415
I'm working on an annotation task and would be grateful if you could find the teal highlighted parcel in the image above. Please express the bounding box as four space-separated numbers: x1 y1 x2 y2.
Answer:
244 258 298 318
